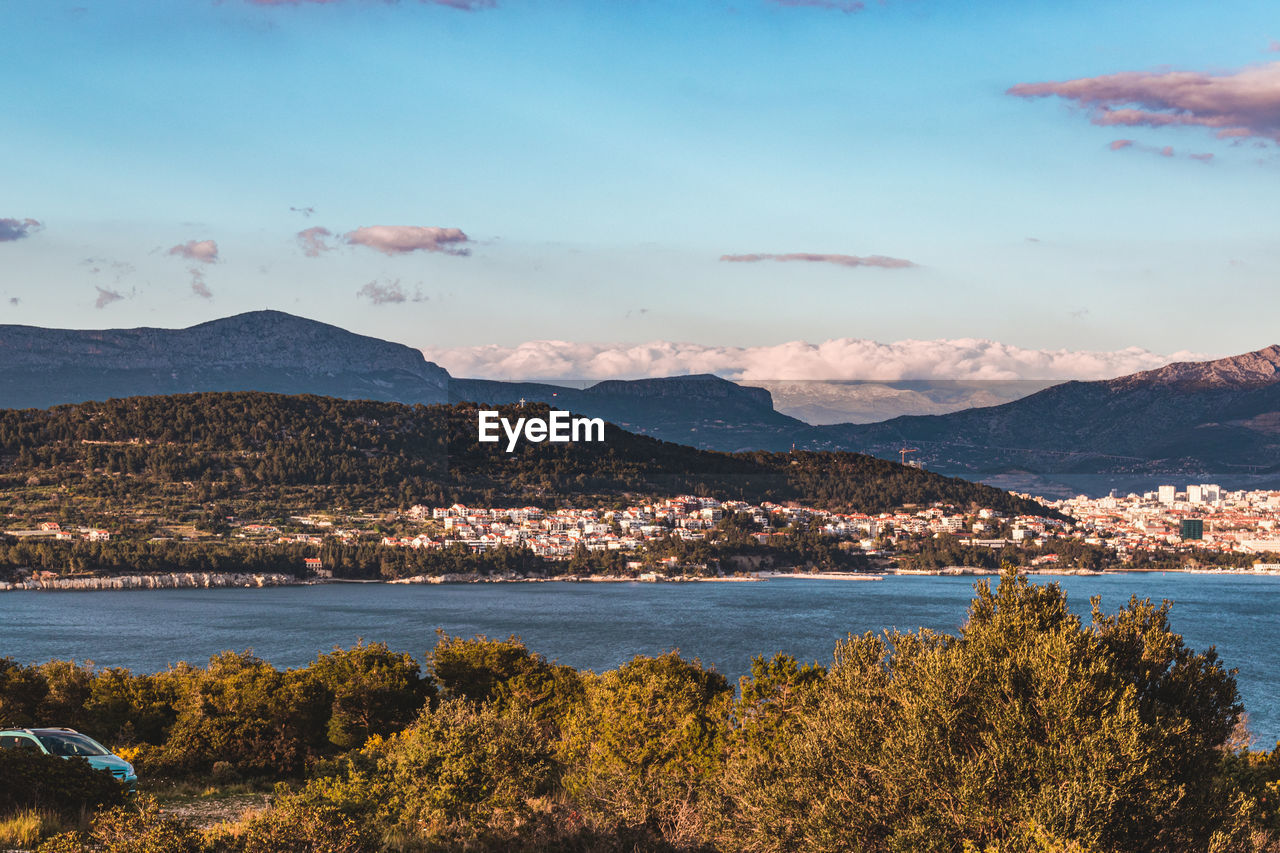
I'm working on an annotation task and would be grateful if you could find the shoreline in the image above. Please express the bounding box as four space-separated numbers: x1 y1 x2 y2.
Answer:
0 572 300 593
3 565 1279 593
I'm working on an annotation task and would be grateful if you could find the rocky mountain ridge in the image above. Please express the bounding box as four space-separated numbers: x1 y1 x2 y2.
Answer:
0 311 450 409
1107 345 1280 391
805 345 1280 481
4 310 1279 487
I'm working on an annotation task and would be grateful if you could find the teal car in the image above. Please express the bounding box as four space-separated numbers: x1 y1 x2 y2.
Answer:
0 727 137 792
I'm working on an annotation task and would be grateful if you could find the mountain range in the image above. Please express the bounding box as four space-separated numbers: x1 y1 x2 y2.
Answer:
3 311 1278 492
803 347 1280 480
0 311 450 408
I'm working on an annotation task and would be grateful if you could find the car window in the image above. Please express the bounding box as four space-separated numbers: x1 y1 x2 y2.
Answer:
0 735 42 752
34 732 110 757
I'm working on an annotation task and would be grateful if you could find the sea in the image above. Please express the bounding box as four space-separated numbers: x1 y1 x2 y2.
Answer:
2 572 1277 746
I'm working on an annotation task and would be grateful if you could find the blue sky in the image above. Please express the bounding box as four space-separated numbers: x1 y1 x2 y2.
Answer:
2 0 1277 378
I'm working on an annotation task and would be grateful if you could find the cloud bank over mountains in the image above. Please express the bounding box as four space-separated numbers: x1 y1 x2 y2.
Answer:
422 338 1205 382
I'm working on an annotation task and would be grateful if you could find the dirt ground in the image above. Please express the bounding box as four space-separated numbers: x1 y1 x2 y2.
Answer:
158 792 273 829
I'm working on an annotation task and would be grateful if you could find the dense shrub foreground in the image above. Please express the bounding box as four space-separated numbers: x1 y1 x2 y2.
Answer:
4 571 1280 852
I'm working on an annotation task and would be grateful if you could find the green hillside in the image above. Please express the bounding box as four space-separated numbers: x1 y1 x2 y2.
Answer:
0 392 1055 521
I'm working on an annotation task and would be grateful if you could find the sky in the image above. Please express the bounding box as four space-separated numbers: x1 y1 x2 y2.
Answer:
1 0 1277 380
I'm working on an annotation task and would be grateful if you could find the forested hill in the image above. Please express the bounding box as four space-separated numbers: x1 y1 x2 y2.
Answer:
0 392 1055 518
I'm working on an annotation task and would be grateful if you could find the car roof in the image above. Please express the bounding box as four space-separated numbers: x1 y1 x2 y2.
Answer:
0 728 81 735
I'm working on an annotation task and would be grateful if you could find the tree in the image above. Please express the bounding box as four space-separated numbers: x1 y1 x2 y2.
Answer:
152 652 329 778
715 567 1246 853
380 699 555 841
560 652 731 844
428 634 582 731
0 657 46 728
309 641 432 750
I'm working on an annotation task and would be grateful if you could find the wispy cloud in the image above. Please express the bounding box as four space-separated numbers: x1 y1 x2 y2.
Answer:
768 0 866 11
167 239 220 263
345 225 471 256
82 257 137 284
94 287 125 309
189 268 213 299
1109 139 1213 162
1009 62 1280 145
296 226 335 257
421 338 1204 382
720 252 915 268
356 278 426 304
0 218 43 243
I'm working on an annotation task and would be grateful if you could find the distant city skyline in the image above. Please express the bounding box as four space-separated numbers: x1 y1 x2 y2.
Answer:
2 0 1277 379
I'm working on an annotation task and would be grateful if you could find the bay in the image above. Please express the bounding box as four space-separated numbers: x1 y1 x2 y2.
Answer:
2 573 1277 745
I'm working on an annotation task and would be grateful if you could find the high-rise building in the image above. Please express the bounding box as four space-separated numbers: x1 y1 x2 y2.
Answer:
1187 484 1204 504
1158 485 1176 504
1180 519 1204 540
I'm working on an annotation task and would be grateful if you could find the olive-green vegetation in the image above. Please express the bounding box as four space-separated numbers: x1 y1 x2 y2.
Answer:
0 537 319 578
898 534 1262 573
0 641 430 782
0 391 1054 541
0 749 128 818
5 571 1279 851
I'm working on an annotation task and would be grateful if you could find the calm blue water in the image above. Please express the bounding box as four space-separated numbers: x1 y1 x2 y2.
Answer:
2 574 1277 745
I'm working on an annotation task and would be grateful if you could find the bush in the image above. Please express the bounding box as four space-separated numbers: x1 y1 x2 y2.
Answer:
148 652 329 779
0 656 49 728
309 640 432 750
219 798 374 853
560 652 731 845
280 699 556 848
715 569 1247 853
383 699 556 840
428 634 583 730
37 796 207 853
0 748 128 818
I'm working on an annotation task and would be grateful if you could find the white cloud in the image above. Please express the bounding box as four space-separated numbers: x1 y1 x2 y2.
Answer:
168 239 219 263
345 225 470 256
422 338 1205 381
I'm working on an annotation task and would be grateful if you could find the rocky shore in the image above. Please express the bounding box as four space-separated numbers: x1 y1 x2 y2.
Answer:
0 572 299 592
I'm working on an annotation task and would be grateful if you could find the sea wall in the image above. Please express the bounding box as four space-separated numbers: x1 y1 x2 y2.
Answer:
0 572 299 592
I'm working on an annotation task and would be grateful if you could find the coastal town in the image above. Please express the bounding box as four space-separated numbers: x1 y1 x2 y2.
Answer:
7 483 1280 583
1048 484 1280 564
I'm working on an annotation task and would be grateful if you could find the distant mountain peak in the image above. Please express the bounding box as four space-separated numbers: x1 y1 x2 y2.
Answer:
0 310 450 408
189 309 309 330
584 374 773 407
1110 344 1280 391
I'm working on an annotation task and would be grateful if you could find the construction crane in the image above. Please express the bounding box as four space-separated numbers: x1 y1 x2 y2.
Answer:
899 447 919 465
